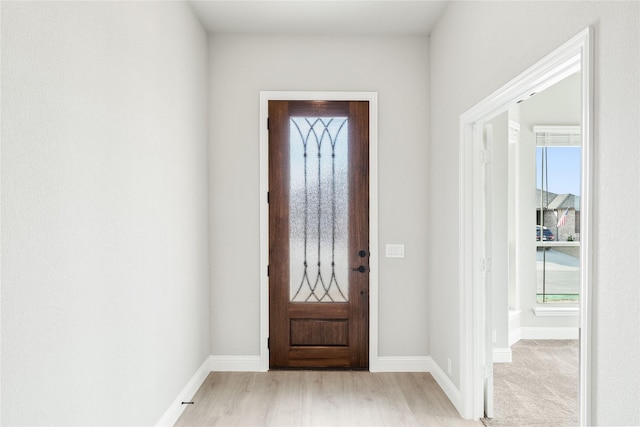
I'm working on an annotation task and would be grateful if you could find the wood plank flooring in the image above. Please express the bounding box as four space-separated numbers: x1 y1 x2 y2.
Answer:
175 371 481 426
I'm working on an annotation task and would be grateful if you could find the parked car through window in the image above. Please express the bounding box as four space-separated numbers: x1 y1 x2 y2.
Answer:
536 225 555 241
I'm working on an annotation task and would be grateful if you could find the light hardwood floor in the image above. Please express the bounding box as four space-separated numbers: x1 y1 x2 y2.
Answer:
175 371 481 426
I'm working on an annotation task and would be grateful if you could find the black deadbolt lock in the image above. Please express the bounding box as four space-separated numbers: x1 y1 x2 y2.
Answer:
358 250 368 258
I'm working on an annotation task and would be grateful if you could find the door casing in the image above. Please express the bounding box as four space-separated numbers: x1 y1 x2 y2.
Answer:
458 27 593 423
259 91 379 371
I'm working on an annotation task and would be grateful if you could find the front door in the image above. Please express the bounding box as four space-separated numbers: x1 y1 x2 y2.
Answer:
269 100 369 369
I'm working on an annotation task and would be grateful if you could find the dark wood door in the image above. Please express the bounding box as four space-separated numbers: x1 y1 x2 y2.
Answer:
269 100 369 369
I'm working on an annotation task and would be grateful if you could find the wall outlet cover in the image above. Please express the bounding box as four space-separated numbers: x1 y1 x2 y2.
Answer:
385 244 405 258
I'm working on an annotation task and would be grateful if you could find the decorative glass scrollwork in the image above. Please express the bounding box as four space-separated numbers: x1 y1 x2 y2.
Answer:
289 117 349 302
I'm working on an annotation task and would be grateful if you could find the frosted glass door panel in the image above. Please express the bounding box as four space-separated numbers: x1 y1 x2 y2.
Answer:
289 117 349 302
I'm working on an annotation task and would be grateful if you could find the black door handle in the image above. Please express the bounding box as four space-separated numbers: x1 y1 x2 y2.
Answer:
351 266 367 273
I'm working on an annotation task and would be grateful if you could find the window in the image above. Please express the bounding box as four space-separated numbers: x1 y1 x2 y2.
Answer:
534 126 580 303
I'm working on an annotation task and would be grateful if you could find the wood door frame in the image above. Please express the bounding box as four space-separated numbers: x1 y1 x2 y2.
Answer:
259 91 379 372
458 28 593 423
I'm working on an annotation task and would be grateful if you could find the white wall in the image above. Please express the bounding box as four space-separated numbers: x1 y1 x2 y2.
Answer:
1 2 210 424
486 112 510 350
208 34 430 358
429 2 639 424
507 106 519 312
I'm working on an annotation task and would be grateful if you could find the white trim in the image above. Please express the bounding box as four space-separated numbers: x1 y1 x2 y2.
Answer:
520 327 579 340
533 306 579 317
209 355 263 372
508 310 522 346
492 348 512 364
578 26 594 427
259 92 270 372
373 356 430 372
533 125 580 135
155 357 211 427
429 358 462 415
458 27 593 423
536 241 580 248
259 91 379 371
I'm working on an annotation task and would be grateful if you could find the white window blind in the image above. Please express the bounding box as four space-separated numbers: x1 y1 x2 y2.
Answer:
533 125 581 146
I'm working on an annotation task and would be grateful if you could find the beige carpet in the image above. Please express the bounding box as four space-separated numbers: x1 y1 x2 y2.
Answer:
482 340 578 427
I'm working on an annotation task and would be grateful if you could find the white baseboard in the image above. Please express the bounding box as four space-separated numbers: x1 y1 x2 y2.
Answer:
209 355 431 373
509 310 522 346
510 327 578 344
371 356 430 372
209 355 264 372
157 355 264 425
492 347 512 363
520 327 579 340
428 358 462 414
208 355 435 373
156 356 211 427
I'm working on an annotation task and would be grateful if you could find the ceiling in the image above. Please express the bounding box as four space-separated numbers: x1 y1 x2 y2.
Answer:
188 1 448 36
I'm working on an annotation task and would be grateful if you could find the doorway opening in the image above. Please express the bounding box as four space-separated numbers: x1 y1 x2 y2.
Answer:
482 74 582 425
458 28 593 425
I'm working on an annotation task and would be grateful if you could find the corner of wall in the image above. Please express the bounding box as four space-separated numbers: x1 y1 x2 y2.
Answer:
156 357 211 427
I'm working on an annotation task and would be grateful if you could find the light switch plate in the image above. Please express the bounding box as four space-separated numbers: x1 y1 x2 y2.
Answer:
385 244 405 258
